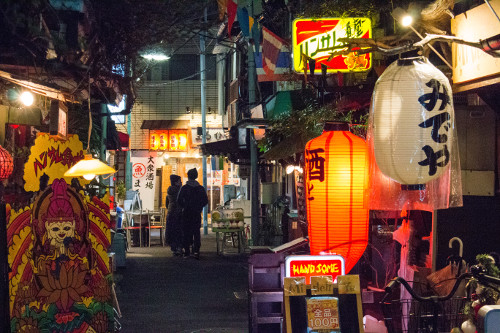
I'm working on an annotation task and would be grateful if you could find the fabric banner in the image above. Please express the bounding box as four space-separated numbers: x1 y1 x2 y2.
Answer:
254 45 292 82
131 152 161 210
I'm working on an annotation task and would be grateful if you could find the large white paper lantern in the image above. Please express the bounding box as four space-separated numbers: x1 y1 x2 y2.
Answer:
371 57 454 188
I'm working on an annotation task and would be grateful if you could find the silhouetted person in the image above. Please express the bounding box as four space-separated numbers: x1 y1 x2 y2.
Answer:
165 175 182 256
178 168 208 259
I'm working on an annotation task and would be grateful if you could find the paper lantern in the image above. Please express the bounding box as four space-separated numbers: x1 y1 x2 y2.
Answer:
169 133 179 150
0 145 13 179
178 133 187 150
158 133 167 150
305 122 369 273
150 132 159 150
371 57 454 187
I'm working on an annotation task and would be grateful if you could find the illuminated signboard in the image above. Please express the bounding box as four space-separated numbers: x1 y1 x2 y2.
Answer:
292 18 372 73
285 255 345 284
150 130 188 151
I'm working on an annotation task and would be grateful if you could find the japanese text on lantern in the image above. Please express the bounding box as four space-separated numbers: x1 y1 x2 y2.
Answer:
417 78 451 176
149 130 188 151
305 148 325 202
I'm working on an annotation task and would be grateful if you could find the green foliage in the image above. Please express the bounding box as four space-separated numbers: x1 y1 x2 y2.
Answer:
463 254 500 325
258 91 369 153
116 180 126 201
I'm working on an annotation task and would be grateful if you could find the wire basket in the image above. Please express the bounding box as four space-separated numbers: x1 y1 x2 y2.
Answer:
382 296 468 333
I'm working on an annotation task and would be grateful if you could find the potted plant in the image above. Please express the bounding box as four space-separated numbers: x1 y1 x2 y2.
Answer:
116 180 126 206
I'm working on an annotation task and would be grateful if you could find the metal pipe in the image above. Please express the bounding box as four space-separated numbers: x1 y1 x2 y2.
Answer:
201 5 208 235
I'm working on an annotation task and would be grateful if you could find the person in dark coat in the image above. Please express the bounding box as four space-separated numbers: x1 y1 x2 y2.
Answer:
165 175 183 255
177 168 208 259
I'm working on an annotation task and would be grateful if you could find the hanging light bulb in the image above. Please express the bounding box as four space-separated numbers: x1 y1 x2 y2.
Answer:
20 91 34 106
64 154 116 179
83 173 96 180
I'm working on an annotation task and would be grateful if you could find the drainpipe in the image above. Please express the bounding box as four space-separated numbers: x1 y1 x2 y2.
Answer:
201 5 208 235
248 2 260 244
100 104 108 196
126 113 132 190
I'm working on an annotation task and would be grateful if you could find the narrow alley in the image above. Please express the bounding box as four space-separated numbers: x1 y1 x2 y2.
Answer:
115 232 249 333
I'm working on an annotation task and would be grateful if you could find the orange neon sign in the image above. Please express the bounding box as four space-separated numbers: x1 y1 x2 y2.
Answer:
292 18 372 73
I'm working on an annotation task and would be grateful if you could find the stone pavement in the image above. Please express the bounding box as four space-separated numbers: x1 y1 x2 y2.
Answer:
113 230 250 333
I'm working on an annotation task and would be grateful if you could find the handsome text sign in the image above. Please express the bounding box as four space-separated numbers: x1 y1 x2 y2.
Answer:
285 255 345 284
292 18 372 73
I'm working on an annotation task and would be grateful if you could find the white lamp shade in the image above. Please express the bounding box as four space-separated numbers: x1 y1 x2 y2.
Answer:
64 154 116 178
371 57 454 186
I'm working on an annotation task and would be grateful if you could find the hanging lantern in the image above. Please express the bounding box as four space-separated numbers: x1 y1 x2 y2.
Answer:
0 145 14 180
169 133 179 151
158 132 167 150
305 122 369 273
371 57 454 187
150 132 159 150
178 133 187 150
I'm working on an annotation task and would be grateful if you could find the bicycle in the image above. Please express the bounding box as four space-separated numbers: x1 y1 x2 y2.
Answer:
381 265 500 333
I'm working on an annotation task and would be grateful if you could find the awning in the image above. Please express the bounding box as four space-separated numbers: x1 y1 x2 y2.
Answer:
261 134 309 161
200 138 250 163
200 138 240 155
141 120 190 129
265 90 306 119
118 132 129 150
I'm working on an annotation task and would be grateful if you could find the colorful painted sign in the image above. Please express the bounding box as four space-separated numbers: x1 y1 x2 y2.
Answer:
292 18 372 73
285 255 345 284
149 130 188 151
23 134 88 192
9 133 113 332
307 297 340 331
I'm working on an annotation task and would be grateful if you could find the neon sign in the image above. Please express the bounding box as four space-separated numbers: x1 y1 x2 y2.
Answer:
292 18 372 73
285 255 345 284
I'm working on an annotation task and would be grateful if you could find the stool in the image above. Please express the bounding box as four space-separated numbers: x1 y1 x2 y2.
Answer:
215 227 244 255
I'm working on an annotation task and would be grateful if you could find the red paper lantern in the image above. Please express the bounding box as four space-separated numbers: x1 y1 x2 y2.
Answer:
305 122 369 273
0 145 14 180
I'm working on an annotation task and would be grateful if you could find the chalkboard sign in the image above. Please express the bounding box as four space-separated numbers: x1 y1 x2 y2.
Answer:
284 275 364 333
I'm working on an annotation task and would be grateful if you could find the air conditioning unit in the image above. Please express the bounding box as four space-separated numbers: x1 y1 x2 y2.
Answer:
228 102 238 128
229 79 239 104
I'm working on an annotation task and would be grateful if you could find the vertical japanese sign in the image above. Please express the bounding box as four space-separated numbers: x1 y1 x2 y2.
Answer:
294 171 307 234
292 18 372 73
131 152 159 210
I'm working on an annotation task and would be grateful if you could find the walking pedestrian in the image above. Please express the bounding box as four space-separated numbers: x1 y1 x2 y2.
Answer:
165 175 183 256
177 168 208 259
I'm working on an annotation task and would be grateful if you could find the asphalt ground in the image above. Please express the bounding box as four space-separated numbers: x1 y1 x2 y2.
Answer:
114 230 250 333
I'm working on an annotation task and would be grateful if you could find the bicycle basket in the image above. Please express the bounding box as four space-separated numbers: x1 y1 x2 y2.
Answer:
382 296 468 333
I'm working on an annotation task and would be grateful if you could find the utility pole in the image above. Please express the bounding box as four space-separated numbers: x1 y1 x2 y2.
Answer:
248 2 259 244
201 5 208 235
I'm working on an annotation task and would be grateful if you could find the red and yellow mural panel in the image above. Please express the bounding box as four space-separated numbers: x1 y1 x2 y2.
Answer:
8 133 113 333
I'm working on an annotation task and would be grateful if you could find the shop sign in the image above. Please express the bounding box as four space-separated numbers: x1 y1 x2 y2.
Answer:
149 130 187 151
190 128 227 147
451 1 500 85
285 255 345 284
292 18 372 73
131 153 160 210
306 297 340 331
23 133 87 192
